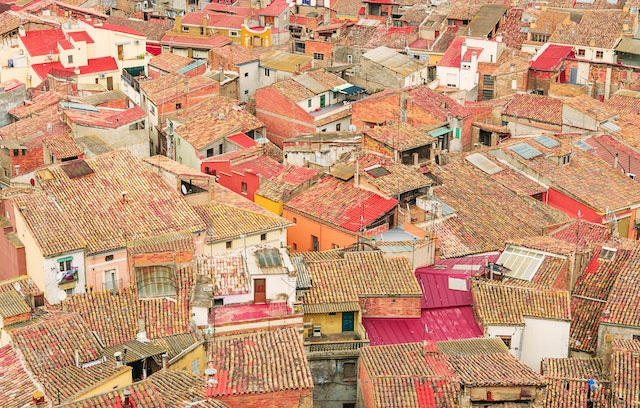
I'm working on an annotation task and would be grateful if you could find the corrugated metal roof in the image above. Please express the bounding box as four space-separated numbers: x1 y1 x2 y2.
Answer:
465 153 503 175
302 301 360 314
292 255 311 289
0 289 30 318
362 46 423 76
103 340 167 364
291 74 328 94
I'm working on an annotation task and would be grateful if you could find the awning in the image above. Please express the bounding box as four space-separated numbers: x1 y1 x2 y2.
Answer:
338 85 366 95
428 127 452 137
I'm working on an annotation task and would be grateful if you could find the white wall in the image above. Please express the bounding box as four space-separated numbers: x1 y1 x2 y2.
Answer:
43 250 86 304
486 325 524 359
238 60 260 102
521 317 570 371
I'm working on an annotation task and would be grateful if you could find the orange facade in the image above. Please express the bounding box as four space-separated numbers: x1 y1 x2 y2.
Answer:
283 208 358 252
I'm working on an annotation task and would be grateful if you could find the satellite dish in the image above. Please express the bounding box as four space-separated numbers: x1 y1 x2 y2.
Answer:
57 289 67 302
181 184 188 194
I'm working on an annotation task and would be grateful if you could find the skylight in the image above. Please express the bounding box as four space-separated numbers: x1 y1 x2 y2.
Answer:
534 135 560 149
496 245 547 281
365 165 391 178
574 140 593 151
508 143 543 159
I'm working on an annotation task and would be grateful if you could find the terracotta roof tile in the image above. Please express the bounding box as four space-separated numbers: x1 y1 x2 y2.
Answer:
35 150 205 254
359 342 459 407
9 91 61 119
13 191 85 257
496 7 528 49
141 72 218 105
42 132 83 160
208 328 314 395
106 16 171 41
363 122 438 152
149 52 195 73
357 152 433 196
606 91 640 116
255 164 319 202
564 95 619 122
62 265 193 347
0 345 39 408
603 247 640 327
472 279 571 325
272 70 347 103
285 177 397 233
210 43 263 66
547 219 611 247
193 254 249 296
610 338 640 406
542 357 609 408
548 10 628 49
503 93 563 125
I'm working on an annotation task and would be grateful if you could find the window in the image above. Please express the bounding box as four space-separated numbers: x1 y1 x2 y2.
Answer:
343 362 356 380
481 89 493 100
244 89 249 94
12 149 18 156
347 54 352 63
104 269 117 292
260 233 267 241
206 148 214 157
596 50 604 59
336 123 341 131
191 358 200 375
599 247 617 261
3 168 9 177
313 52 324 60
150 105 156 115
229 31 239 37
135 265 177 298
218 145 223 154
333 244 339 249
293 217 297 224
34 293 45 308
214 298 224 306
226 241 232 249
312 235 319 251
176 102 182 110
293 243 297 250
498 335 512 348
245 72 249 77
483 74 494 87
307 99 312 108
68 55 73 64
182 25 189 32
264 68 270 77
21 149 26 156
560 154 571 165
241 182 248 194
105 254 114 262
59 259 72 271
14 165 19 176
511 79 517 90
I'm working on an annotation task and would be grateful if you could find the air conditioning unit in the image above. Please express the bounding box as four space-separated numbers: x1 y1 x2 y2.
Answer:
312 325 322 337
99 73 106 78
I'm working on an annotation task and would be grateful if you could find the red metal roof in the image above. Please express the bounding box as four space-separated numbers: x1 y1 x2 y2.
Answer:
415 253 499 309
363 307 483 345
58 39 73 50
437 36 464 68
461 46 483 61
226 133 257 148
68 31 95 44
234 155 283 179
204 2 254 15
529 44 574 71
31 56 119 80
260 0 288 16
388 26 416 35
20 28 65 57
281 165 318 184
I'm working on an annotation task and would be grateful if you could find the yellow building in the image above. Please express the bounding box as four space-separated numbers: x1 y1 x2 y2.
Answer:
241 25 271 48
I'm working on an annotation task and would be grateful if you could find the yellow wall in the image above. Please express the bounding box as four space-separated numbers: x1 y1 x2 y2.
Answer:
255 194 283 216
72 366 133 401
13 205 45 292
303 311 362 335
169 342 206 375
428 53 444 66
241 25 271 49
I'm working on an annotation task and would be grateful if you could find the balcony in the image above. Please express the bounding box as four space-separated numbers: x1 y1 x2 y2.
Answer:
57 267 78 285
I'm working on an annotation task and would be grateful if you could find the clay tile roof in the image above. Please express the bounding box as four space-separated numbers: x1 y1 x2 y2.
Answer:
42 133 83 160
34 150 205 255
141 72 218 104
255 164 319 202
357 152 433 196
302 251 421 312
0 288 30 318
602 247 640 327
0 106 70 148
610 338 640 406
171 96 263 151
503 93 563 125
446 2 480 20
208 328 314 396
429 158 569 258
149 52 195 73
272 70 347 102
472 279 571 325
194 252 249 296
0 344 39 407
547 219 611 246
496 7 528 49
127 231 194 255
195 201 290 242
607 90 640 116
542 357 609 408
531 9 570 35
64 106 146 128
0 11 21 36
9 91 61 119
43 363 129 403
494 136 640 213
63 265 194 347
563 95 619 122
13 191 85 257
548 10 627 49
363 122 437 152
106 16 171 42
359 342 460 408
10 312 104 377
284 177 398 233
149 369 230 407
211 43 262 65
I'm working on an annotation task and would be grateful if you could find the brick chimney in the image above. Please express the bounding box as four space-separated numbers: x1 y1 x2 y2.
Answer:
32 391 46 407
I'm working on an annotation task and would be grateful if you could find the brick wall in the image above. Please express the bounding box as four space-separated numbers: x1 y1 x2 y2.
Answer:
358 357 375 408
11 145 44 177
255 87 314 148
361 296 421 318
218 388 313 408
305 40 334 66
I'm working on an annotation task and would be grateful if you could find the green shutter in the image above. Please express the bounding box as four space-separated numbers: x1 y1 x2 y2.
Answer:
56 256 73 263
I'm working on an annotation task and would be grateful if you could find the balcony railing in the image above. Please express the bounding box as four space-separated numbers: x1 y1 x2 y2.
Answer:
57 267 78 285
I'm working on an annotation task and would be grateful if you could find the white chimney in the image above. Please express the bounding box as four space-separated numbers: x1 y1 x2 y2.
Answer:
614 153 619 169
161 353 169 370
136 318 150 343
114 351 124 368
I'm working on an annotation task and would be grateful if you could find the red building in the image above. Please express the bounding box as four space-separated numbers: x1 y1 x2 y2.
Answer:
528 43 574 95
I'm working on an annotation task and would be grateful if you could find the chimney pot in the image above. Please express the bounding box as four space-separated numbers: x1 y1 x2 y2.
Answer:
161 353 169 370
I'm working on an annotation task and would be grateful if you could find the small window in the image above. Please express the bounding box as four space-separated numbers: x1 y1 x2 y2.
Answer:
176 102 182 110
576 49 585 57
3 168 9 177
599 247 617 261
245 72 249 77
14 165 19 176
21 149 26 156
264 69 270 77
483 74 494 87
336 123 341 131
313 52 324 60
499 335 512 348
293 217 297 224
307 99 312 108
633 334 640 341
560 154 571 165
333 244 339 249
214 298 224 306
347 54 352 63
150 105 156 115
226 241 232 249
191 358 200 375
312 235 319 251
329 312 336 316
260 233 267 241
596 51 603 59
229 31 239 37
68 55 73 64
241 182 247 194
244 90 249 94
292 243 297 250
343 362 356 380
34 293 45 308
13 149 18 156
105 254 114 262
182 26 189 32
511 79 517 90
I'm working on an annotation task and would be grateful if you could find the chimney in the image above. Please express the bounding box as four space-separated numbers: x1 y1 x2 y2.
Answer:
175 15 183 32
75 350 81 367
589 37 596 47
614 153 619 169
202 14 209 33
122 390 133 408
114 351 124 368
32 391 46 407
510 63 516 72
136 317 150 343
496 33 503 43
205 367 218 398
161 353 169 370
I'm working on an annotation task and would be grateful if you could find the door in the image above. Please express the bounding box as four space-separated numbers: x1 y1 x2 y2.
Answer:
319 95 326 108
254 279 266 303
106 76 113 90
342 311 354 332
570 67 577 84
104 269 117 293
